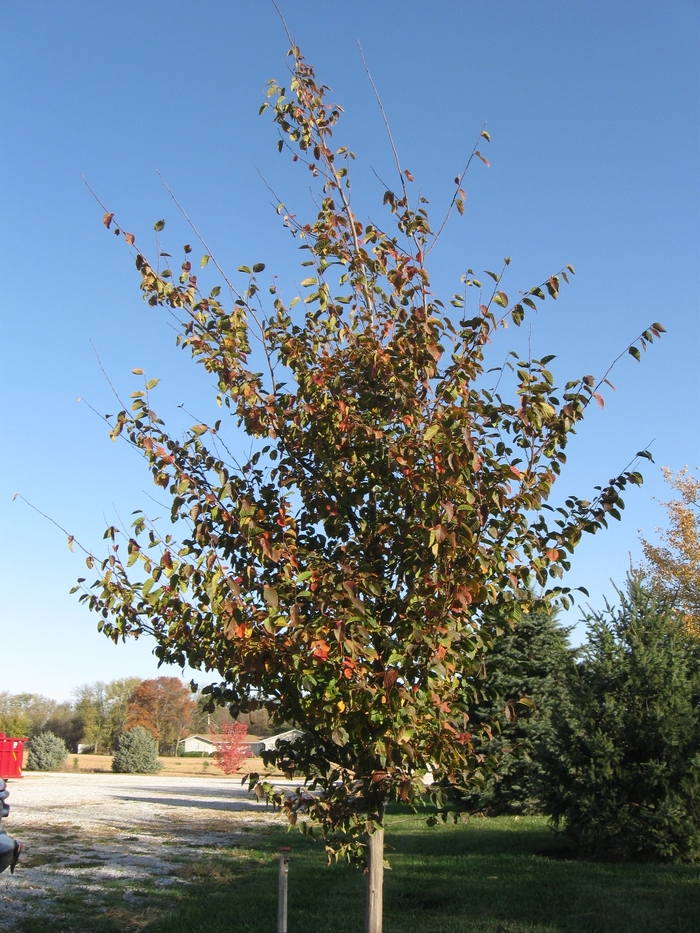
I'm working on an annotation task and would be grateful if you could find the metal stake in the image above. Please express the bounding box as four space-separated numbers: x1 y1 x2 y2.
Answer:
277 847 290 933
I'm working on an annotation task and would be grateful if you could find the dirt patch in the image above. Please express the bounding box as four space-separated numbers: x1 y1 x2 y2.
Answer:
0 772 295 931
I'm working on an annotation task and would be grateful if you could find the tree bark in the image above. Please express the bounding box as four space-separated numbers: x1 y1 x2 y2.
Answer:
365 824 384 933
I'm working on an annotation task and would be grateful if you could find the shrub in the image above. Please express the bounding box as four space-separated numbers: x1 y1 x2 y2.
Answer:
25 731 68 771
543 575 700 861
112 726 161 774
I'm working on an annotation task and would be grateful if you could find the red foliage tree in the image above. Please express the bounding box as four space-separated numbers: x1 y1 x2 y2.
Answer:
75 41 663 933
213 721 251 774
125 677 195 754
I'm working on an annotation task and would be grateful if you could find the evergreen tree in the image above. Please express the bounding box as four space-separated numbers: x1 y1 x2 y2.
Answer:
543 575 700 862
463 604 574 814
112 726 161 774
26 732 68 771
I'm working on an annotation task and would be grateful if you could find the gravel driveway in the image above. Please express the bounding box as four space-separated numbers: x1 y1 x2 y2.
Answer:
0 771 294 930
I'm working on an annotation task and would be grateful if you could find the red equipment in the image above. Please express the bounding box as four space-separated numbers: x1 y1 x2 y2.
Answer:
0 734 26 780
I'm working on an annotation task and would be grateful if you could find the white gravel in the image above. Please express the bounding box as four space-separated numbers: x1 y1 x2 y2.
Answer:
0 771 295 930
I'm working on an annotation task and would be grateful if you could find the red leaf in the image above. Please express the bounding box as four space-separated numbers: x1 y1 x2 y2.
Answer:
383 669 399 690
311 640 330 662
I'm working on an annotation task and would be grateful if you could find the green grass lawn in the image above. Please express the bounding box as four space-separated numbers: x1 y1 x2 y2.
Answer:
16 815 700 933
146 814 699 933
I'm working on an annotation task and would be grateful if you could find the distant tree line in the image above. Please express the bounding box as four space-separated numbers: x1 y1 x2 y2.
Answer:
0 676 257 757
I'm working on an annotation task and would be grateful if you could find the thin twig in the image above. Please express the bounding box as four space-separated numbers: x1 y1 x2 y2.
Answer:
156 171 241 303
429 124 488 253
90 341 128 410
13 495 93 557
358 41 408 205
271 0 294 45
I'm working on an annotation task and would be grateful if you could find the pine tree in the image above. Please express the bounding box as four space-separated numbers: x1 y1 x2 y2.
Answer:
463 604 574 814
544 575 700 862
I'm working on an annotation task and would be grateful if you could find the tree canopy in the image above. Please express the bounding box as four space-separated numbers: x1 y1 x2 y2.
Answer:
543 574 700 862
73 42 663 931
642 468 700 637
125 676 195 754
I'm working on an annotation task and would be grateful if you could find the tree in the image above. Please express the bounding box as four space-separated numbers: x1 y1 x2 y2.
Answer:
112 726 161 774
44 701 83 752
74 682 109 754
0 693 62 739
26 732 68 772
75 43 662 931
0 695 30 738
72 678 143 752
104 677 143 749
0 693 83 751
543 575 700 862
125 677 195 755
641 468 700 637
462 602 574 815
213 721 252 774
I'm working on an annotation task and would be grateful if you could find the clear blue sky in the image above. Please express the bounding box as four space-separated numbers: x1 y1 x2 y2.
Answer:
1 1 697 701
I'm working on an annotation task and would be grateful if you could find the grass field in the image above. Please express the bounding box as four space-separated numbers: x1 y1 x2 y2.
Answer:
59 753 268 778
15 813 700 933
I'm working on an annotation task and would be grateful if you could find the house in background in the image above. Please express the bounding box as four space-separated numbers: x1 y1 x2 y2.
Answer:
179 729 303 757
249 729 303 756
178 733 260 756
179 734 222 756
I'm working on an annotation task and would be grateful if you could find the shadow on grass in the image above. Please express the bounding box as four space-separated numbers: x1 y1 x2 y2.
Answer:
141 815 700 933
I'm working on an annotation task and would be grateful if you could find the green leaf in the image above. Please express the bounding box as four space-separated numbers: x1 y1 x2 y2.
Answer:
628 346 641 362
154 219 165 231
201 254 210 268
424 424 440 441
301 277 318 287
332 728 349 747
253 262 266 273
146 379 160 390
191 424 208 436
238 265 252 274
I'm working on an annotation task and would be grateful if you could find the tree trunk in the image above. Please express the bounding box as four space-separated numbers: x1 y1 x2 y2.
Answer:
365 824 384 933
